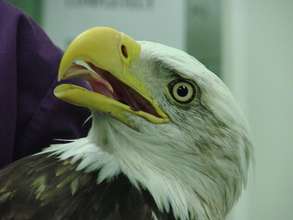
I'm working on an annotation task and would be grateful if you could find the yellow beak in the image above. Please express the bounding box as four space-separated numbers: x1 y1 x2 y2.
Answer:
54 27 169 126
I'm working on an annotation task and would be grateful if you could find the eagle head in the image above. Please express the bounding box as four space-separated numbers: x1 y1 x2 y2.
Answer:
52 27 252 220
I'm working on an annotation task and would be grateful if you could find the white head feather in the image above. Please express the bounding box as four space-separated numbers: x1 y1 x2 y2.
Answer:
44 41 252 220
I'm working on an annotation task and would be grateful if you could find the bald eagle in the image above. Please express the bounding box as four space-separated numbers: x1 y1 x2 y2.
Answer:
0 27 252 220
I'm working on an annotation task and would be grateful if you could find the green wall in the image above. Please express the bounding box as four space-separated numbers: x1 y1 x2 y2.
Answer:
8 0 42 24
186 0 222 76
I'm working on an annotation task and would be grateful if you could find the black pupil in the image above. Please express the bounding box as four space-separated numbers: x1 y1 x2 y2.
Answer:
177 85 189 97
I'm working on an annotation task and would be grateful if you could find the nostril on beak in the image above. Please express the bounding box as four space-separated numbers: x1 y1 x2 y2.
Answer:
121 44 128 59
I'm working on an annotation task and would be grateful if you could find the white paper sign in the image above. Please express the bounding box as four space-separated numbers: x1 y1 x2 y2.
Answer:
42 0 185 50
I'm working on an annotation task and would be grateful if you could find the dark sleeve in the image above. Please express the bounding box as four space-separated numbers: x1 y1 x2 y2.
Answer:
0 1 90 168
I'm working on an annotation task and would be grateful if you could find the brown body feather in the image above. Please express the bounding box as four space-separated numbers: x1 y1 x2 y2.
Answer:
0 154 174 220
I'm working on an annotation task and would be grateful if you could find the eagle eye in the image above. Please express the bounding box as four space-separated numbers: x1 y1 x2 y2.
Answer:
168 79 195 104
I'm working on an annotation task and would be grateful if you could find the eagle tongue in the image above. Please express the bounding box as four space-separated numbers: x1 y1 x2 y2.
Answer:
114 80 159 116
64 63 115 99
120 86 141 111
88 78 116 99
89 63 161 117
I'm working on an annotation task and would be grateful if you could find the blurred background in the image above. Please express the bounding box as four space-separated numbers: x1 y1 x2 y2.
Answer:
7 0 293 219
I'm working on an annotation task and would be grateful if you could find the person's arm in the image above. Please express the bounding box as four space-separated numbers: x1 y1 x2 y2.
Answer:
0 1 90 168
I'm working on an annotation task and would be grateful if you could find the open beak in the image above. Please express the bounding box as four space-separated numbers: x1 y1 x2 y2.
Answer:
54 27 169 126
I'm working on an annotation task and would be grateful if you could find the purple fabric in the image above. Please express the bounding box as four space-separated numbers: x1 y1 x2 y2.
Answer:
0 1 90 169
